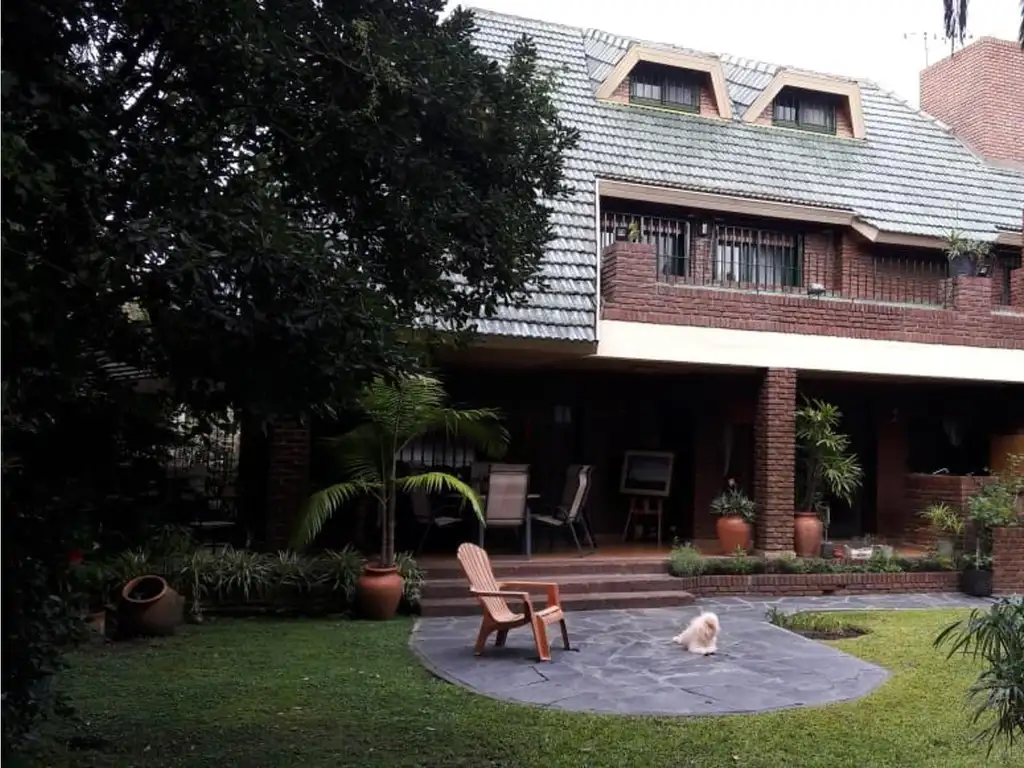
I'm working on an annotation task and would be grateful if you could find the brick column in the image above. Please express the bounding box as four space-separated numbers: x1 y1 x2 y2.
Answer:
943 275 993 314
1009 268 1024 309
992 527 1024 595
754 368 797 552
266 420 311 549
601 242 657 307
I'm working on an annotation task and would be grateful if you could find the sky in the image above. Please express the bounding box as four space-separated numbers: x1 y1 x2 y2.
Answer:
447 0 1022 107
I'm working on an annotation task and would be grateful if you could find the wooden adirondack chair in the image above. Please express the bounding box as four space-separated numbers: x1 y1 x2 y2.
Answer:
456 542 571 662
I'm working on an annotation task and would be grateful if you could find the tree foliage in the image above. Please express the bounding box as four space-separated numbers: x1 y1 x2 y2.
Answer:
942 0 1024 48
3 0 577 749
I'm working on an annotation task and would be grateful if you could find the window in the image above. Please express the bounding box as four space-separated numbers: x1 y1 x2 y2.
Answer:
713 225 802 288
772 89 837 134
629 64 699 113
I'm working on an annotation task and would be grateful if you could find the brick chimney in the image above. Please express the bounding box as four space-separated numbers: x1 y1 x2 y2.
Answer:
920 37 1024 168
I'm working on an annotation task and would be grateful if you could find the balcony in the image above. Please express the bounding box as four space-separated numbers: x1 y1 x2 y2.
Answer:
600 211 954 307
599 210 1024 350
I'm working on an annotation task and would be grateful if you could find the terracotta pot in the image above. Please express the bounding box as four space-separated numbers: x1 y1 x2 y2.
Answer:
716 515 752 554
356 565 404 620
793 512 823 558
118 575 184 637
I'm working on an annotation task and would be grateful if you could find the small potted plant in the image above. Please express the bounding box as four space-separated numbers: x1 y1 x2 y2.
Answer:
961 483 1017 597
794 399 863 558
945 229 992 278
919 502 964 559
709 479 756 554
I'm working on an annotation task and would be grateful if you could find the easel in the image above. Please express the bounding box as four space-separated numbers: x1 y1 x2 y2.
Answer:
621 495 664 547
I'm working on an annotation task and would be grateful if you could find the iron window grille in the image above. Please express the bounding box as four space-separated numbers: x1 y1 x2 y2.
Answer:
712 225 803 288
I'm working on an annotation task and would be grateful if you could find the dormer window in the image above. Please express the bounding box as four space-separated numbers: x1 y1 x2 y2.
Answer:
772 88 837 134
629 63 699 113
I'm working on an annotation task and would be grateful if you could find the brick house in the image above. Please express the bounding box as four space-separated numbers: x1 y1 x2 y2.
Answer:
266 12 1024 555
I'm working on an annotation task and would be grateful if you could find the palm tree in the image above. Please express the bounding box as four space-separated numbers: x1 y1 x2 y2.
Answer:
934 597 1024 754
290 374 509 567
942 1 1024 48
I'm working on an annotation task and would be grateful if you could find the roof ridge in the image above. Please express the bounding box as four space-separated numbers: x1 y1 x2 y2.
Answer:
466 6 585 36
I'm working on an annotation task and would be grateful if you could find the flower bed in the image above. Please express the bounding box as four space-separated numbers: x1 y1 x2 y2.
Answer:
668 545 957 596
76 537 424 621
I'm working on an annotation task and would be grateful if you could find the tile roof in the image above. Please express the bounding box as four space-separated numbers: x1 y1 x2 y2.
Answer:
468 8 1024 342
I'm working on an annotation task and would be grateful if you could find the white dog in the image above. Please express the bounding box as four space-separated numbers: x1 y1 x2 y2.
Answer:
673 611 720 655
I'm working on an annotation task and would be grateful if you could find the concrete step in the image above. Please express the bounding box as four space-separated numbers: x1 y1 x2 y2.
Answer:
420 557 668 580
419 588 695 617
421 572 687 600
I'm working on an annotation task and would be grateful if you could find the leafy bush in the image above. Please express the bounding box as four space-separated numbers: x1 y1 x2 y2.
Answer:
81 542 422 617
935 596 1024 754
965 482 1019 571
920 502 965 537
668 543 705 577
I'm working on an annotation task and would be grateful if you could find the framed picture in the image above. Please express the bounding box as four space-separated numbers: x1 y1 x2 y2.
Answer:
619 450 675 497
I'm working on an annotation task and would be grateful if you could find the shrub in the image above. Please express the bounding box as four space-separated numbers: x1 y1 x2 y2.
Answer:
668 543 705 577
766 608 864 636
666 551 955 578
935 596 1024 755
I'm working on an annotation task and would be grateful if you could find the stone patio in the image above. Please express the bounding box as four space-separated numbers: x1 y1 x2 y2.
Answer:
410 593 993 716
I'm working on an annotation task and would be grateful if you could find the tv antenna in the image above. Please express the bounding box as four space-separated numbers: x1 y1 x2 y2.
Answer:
903 30 975 66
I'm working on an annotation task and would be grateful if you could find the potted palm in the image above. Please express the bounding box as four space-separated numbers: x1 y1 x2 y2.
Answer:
709 479 755 553
961 482 1017 597
919 502 964 559
794 398 863 558
291 374 508 620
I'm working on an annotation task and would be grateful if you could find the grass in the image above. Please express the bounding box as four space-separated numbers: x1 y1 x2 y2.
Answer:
34 610 1022 768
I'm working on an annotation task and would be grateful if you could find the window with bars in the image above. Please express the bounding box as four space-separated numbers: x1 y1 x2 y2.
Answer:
772 89 837 134
600 211 691 277
629 64 700 113
712 225 803 288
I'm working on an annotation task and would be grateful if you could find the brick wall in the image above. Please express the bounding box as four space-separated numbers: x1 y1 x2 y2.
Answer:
754 368 796 552
601 241 1024 349
673 571 958 596
992 526 1024 595
902 474 990 547
265 421 311 549
920 37 1024 167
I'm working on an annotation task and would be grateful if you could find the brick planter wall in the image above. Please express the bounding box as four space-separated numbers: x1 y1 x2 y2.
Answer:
992 526 1024 595
673 570 958 597
902 474 990 547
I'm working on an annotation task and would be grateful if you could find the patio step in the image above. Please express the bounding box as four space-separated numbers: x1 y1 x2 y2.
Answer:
420 556 669 581
419 588 695 617
421 572 685 601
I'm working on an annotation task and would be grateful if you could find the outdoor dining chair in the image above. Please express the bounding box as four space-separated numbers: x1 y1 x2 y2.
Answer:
530 464 597 554
478 463 532 558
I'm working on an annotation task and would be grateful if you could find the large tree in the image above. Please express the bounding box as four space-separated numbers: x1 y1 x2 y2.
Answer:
2 0 577 749
943 0 1024 47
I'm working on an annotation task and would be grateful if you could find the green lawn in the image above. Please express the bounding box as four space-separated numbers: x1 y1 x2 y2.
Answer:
36 610 1021 768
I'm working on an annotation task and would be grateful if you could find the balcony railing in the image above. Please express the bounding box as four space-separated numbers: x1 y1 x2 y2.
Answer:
601 211 952 307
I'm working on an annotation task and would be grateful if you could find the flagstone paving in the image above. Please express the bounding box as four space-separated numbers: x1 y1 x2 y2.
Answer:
410 593 993 716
